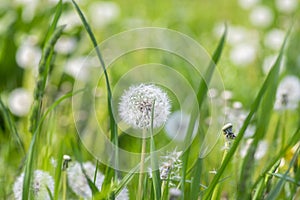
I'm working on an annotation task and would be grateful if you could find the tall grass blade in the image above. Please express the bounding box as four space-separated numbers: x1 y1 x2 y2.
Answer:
203 28 291 200
181 24 227 199
0 98 25 154
71 0 119 192
22 24 65 200
237 29 290 199
265 145 300 200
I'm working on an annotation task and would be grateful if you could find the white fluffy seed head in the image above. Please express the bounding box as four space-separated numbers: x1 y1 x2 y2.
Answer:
13 170 54 200
118 84 171 129
67 162 129 200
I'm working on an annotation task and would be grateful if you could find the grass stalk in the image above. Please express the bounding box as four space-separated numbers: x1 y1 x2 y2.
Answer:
138 128 147 199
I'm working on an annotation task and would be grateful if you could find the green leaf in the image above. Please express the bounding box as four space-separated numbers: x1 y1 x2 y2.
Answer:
181 24 227 199
71 0 119 191
203 28 291 200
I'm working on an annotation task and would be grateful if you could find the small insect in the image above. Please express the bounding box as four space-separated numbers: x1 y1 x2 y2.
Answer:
222 123 236 139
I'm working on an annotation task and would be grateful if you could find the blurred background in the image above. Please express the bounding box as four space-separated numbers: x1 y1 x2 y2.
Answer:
0 0 299 198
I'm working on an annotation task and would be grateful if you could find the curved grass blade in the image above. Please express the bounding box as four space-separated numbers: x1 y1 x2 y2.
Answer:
265 145 300 200
0 97 25 154
203 28 291 200
181 24 227 199
71 0 119 192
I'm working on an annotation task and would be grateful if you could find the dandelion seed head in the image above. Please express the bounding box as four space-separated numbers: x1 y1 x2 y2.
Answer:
169 188 182 199
13 170 54 200
275 0 298 13
16 39 41 69
67 161 128 199
274 76 300 110
67 162 104 198
230 43 257 66
118 84 171 129
238 0 260 9
264 29 285 50
249 5 273 28
8 88 33 117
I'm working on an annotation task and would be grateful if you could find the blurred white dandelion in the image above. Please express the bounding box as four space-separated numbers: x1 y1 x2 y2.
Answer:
164 111 198 141
275 0 298 13
169 187 182 199
54 36 77 55
264 29 285 51
13 170 54 200
249 5 273 28
64 57 90 81
67 161 128 199
59 11 82 31
230 43 257 66
8 88 33 117
262 54 285 74
16 38 41 70
88 2 120 28
274 75 300 110
240 139 268 160
119 84 171 129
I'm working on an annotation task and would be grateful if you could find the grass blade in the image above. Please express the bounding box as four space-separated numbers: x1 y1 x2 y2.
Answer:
181 24 227 199
71 0 119 192
203 28 291 200
265 145 300 200
0 97 25 154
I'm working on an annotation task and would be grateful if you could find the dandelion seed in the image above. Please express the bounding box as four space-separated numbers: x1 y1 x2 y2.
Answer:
249 5 273 28
8 88 33 117
13 170 54 200
274 76 300 110
118 84 171 129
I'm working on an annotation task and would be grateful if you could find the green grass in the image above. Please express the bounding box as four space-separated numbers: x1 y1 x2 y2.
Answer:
0 0 299 199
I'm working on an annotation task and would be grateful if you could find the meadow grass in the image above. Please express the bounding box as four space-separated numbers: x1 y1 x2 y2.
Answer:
0 0 299 200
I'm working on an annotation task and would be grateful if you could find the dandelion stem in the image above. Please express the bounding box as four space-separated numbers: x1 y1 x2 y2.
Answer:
62 171 67 200
138 128 147 199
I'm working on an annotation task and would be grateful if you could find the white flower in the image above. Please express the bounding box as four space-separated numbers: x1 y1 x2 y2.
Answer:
275 0 298 13
8 88 33 117
264 29 285 50
230 43 257 66
88 2 120 28
249 5 273 28
274 76 300 110
13 170 54 200
67 162 129 200
164 111 198 141
118 84 171 129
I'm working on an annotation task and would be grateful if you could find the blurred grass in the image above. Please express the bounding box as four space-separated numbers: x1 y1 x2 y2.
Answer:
0 0 299 199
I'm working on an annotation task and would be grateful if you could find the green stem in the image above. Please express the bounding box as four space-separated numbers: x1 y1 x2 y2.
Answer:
138 128 147 199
